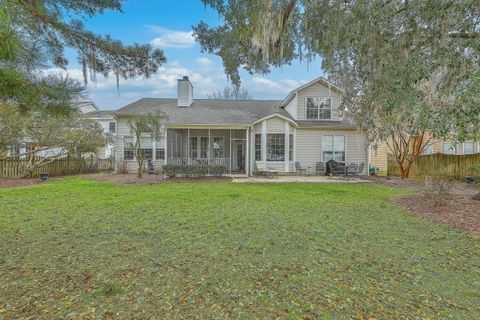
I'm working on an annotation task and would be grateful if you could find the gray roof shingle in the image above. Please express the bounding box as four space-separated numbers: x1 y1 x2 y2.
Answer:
115 98 292 125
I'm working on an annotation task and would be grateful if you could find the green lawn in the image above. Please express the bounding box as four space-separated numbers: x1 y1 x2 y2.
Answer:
0 179 479 319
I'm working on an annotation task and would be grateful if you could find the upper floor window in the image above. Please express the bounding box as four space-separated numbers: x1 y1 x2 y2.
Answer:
306 97 332 120
109 121 116 133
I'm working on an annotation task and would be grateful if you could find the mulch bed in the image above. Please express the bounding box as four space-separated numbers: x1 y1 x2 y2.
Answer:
0 177 62 189
82 172 232 184
393 193 480 235
361 176 480 235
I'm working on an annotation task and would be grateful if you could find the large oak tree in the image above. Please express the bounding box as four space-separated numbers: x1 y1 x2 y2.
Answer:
194 0 480 178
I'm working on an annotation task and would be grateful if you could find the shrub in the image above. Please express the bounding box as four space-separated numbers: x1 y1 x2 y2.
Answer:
116 160 129 174
210 165 226 176
162 164 225 178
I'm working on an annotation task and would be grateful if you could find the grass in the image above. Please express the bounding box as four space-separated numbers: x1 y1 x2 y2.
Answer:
0 178 479 319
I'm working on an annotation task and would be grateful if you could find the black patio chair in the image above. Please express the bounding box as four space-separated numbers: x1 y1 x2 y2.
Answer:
295 161 307 176
315 162 326 175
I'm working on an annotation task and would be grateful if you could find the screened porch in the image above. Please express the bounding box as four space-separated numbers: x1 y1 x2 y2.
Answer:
167 128 247 174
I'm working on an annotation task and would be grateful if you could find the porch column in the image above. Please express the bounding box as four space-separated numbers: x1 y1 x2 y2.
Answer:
229 129 232 173
245 127 250 176
293 127 297 163
208 128 211 165
152 139 157 161
164 128 168 164
187 128 190 165
261 121 267 162
284 122 290 172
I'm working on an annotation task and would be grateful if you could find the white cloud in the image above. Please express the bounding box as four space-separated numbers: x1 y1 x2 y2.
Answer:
249 77 306 95
195 57 214 68
147 26 195 49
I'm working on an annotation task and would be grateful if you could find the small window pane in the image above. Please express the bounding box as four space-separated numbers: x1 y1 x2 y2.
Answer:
156 148 165 160
289 134 293 160
255 134 262 160
109 122 115 133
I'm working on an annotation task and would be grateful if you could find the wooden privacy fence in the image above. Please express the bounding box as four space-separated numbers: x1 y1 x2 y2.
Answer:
388 153 480 180
0 157 115 178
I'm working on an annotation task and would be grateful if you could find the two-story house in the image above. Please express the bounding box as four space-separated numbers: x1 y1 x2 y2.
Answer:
113 76 369 175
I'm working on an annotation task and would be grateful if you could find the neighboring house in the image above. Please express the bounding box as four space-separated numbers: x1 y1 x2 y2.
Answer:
84 110 116 159
113 76 369 175
4 101 100 158
370 137 480 173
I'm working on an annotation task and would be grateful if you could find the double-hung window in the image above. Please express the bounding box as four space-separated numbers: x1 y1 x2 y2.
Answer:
267 134 285 161
322 135 345 162
123 136 134 160
140 137 153 161
306 97 332 120
255 134 262 160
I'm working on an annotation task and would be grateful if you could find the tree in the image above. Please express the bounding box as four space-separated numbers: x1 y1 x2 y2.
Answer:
208 85 252 100
1 111 106 176
194 0 480 178
127 113 166 178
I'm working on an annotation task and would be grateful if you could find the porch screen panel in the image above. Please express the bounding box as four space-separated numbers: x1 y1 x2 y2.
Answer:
200 137 209 158
189 137 198 158
213 137 225 158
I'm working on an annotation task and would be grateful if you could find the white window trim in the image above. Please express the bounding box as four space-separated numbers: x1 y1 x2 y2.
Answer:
321 134 347 162
305 97 333 120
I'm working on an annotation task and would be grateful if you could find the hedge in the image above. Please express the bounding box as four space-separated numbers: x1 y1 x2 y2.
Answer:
163 164 226 177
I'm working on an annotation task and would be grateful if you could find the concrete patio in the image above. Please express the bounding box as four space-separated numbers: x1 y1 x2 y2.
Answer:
231 175 372 183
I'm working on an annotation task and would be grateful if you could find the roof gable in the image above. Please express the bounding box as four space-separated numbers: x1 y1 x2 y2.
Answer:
281 77 343 107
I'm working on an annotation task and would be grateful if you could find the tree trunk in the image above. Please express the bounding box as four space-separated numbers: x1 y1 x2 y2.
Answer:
398 159 414 178
137 159 143 178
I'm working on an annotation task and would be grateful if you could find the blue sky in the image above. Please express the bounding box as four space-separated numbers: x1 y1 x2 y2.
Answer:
59 1 324 109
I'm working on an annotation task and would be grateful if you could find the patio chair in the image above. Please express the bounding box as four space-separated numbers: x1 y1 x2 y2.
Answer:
345 163 358 176
295 162 307 176
315 162 326 175
354 163 365 176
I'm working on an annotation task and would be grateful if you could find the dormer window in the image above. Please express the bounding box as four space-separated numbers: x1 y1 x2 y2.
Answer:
306 97 332 120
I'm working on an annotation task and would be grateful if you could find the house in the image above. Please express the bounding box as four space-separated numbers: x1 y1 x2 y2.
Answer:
84 110 116 159
113 76 369 175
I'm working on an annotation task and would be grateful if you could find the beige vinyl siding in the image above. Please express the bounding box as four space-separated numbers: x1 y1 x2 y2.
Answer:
115 117 166 172
296 128 368 173
266 117 286 133
296 82 342 121
284 94 298 119
370 141 389 173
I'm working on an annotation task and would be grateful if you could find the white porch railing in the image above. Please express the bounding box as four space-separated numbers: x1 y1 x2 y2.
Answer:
167 157 231 172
